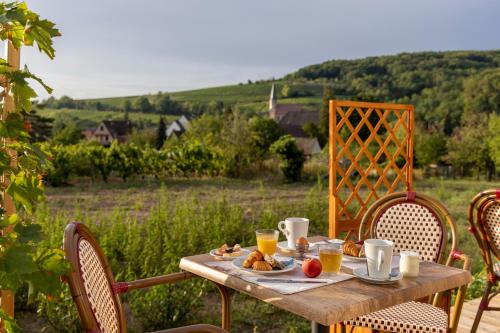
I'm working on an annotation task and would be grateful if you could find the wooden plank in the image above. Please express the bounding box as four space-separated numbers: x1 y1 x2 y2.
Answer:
457 296 500 333
180 236 471 326
1 41 20 322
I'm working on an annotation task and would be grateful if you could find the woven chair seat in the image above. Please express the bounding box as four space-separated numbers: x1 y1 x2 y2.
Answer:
346 301 448 333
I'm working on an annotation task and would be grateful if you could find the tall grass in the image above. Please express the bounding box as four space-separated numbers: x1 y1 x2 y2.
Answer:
34 183 328 332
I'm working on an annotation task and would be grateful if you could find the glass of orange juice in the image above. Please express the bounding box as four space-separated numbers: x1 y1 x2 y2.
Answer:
255 229 279 255
318 243 343 275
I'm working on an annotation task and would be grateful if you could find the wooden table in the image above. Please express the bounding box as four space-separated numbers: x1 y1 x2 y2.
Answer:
179 237 471 331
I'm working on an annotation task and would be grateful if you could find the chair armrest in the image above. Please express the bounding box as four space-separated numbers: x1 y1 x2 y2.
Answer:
451 250 471 271
155 324 228 333
113 271 195 294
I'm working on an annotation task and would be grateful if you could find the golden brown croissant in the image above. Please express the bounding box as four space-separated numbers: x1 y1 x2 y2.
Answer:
343 240 362 257
252 260 272 271
243 250 264 268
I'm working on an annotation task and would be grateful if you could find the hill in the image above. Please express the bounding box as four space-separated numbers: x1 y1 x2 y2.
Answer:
45 50 499 133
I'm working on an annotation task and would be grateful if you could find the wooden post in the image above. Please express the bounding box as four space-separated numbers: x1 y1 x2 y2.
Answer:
0 40 21 323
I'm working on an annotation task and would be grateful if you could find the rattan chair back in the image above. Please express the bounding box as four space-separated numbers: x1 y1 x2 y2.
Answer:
359 191 458 264
470 190 500 260
64 222 126 333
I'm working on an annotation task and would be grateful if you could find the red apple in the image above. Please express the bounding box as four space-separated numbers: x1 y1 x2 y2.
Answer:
302 258 322 278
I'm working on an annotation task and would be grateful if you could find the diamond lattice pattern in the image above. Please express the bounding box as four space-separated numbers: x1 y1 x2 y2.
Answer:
330 101 414 236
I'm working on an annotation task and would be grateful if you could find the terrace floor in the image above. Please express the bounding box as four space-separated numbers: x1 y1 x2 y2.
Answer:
458 296 499 333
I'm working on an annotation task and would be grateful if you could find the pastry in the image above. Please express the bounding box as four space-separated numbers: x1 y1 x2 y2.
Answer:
216 243 242 256
242 250 264 268
264 254 285 270
252 260 272 271
343 240 362 257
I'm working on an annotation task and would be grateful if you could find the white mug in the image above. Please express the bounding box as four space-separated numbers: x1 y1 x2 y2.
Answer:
400 251 420 277
278 217 309 249
364 239 394 279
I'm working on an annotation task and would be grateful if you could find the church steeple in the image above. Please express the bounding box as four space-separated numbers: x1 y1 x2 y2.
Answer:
269 83 277 119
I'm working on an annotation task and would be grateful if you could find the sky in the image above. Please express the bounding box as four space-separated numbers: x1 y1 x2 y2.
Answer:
15 0 500 99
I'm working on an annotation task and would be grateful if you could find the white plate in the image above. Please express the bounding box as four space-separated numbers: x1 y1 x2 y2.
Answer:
232 256 296 275
352 267 403 285
278 239 344 252
209 248 250 261
343 254 367 263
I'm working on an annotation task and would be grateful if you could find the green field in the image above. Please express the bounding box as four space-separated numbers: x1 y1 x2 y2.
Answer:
85 82 325 107
37 108 176 127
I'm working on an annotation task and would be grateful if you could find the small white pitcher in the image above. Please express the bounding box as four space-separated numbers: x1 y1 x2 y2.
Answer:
364 239 394 279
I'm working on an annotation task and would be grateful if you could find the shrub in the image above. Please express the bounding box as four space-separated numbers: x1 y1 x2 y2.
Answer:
270 135 305 182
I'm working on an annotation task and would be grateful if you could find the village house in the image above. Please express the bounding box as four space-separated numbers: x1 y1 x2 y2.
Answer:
86 120 133 146
166 115 191 139
269 84 321 156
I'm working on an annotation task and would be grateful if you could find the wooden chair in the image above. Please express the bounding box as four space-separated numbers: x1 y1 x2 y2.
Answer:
344 191 470 333
63 222 229 333
468 189 500 333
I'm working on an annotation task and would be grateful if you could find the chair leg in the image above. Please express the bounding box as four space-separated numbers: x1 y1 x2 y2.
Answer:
471 281 492 333
214 283 231 332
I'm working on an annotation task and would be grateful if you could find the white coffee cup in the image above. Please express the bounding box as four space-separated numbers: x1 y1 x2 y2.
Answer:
400 251 420 277
364 239 394 279
278 217 309 249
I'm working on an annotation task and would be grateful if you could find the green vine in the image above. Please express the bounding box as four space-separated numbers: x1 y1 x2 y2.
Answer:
0 2 66 332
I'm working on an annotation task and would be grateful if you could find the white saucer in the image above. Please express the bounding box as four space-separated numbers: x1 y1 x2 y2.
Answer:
209 248 250 261
343 254 367 263
353 267 403 285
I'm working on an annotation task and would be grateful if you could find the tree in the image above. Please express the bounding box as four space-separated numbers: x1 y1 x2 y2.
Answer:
270 135 305 182
302 122 326 147
488 114 500 172
25 110 54 142
281 84 291 98
156 117 167 149
248 116 282 158
463 69 500 122
414 128 447 166
135 96 154 113
123 99 132 112
52 122 82 145
447 116 494 179
319 85 334 139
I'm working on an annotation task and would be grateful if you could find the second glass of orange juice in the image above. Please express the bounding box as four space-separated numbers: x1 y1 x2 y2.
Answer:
256 229 279 255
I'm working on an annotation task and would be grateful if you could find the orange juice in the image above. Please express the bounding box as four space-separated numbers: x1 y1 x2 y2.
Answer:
257 235 277 255
319 248 342 274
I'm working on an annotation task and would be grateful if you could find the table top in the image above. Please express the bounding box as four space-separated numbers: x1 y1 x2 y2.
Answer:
179 236 471 326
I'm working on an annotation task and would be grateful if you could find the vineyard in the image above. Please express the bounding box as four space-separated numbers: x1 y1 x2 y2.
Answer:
45 141 223 185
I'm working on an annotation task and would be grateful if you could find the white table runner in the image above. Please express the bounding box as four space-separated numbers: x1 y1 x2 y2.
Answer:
205 260 354 295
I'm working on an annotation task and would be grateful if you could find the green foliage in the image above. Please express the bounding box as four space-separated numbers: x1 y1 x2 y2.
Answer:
0 2 66 329
463 68 500 121
134 96 153 113
319 85 334 140
51 122 82 145
488 114 500 170
155 117 166 149
270 135 305 182
414 128 447 166
248 116 282 158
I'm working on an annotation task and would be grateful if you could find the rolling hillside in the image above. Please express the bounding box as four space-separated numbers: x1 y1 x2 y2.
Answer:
46 50 499 132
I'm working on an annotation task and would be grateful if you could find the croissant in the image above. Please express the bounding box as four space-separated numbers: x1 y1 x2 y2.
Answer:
252 260 272 271
242 250 264 268
264 254 285 270
343 240 362 257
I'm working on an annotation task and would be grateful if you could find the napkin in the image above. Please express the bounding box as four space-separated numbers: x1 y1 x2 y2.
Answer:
204 261 354 295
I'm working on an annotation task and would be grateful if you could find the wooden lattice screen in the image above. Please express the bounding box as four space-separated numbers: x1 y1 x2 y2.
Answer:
328 100 414 237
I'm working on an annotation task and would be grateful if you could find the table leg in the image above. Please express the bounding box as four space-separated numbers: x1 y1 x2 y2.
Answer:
311 322 330 333
214 283 231 331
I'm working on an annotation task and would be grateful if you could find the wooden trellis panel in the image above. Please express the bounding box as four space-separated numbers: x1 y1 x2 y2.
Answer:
329 100 414 237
